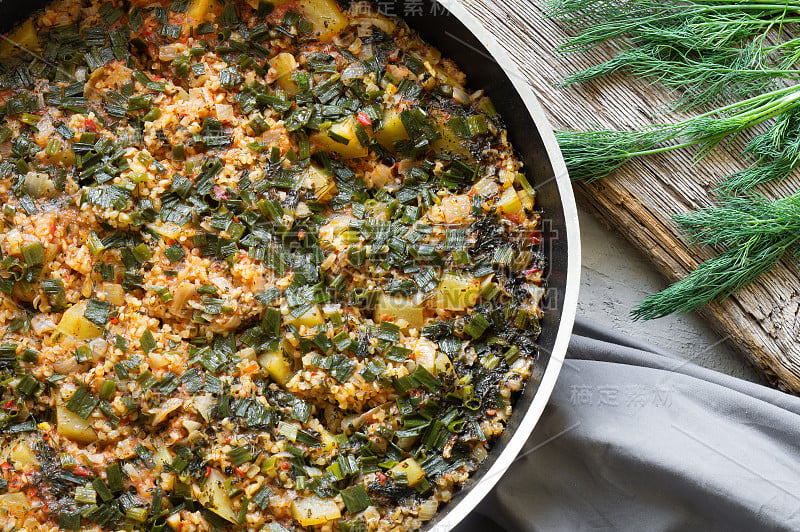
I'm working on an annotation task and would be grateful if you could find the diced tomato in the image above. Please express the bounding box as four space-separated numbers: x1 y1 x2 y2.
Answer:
357 112 372 127
205 465 212 477
528 231 542 245
109 316 119 325
3 400 13 409
523 267 543 277
73 465 92 477
85 119 97 132
235 466 246 476
213 186 228 200
505 214 521 224
0 462 13 472
280 461 291 471
376 472 387 484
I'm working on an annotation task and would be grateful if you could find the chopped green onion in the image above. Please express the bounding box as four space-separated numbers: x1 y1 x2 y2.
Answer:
140 329 157 355
340 484 372 514
66 386 98 419
21 242 45 266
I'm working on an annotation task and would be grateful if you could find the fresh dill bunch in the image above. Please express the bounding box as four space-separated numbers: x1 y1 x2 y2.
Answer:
718 109 800 190
548 0 800 111
544 0 800 54
560 42 797 111
631 192 800 320
560 84 800 181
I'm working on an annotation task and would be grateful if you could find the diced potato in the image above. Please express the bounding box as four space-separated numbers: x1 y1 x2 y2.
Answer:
433 123 472 159
55 301 102 341
517 188 534 211
391 458 426 486
269 52 300 95
0 492 28 514
435 352 454 375
198 469 236 523
374 109 408 150
100 283 125 306
291 495 342 527
4 437 36 468
301 165 337 202
258 350 293 384
318 427 338 453
311 115 368 159
0 20 39 58
289 305 324 328
435 273 479 311
187 0 219 23
57 405 98 444
298 0 349 42
375 294 424 329
498 187 522 215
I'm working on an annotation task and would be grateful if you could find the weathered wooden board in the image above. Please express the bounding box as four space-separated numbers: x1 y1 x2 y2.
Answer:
460 0 800 392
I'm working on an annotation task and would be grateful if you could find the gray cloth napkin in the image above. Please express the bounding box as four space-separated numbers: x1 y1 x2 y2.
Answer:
456 318 800 532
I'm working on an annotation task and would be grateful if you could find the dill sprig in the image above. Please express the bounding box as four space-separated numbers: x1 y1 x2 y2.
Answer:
547 0 800 110
560 42 800 111
558 84 800 181
718 108 800 190
632 193 800 319
546 0 800 54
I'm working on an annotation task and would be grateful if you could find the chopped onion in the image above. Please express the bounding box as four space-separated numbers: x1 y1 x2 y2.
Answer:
24 171 56 198
418 499 438 521
159 45 179 61
31 315 56 335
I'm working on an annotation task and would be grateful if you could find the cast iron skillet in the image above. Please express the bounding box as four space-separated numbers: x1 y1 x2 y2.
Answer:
0 1 581 530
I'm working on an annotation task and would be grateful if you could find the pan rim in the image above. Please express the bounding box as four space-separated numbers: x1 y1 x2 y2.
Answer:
424 1 581 530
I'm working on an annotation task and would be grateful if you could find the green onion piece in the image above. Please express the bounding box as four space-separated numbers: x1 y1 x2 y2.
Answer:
58 510 81 531
480 282 500 300
92 478 113 502
106 463 124 493
140 329 156 355
228 445 253 466
340 484 372 514
132 243 152 264
467 114 489 135
75 345 92 363
99 380 117 401
87 232 105 257
15 374 40 398
464 314 490 339
504 346 521 364
21 242 45 266
252 486 271 510
163 243 185 263
126 507 148 523
74 484 97 504
84 299 112 327
238 494 249 524
66 387 98 419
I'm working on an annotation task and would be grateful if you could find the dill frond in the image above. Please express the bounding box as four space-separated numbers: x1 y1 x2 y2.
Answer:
560 85 800 181
632 192 800 320
717 109 800 190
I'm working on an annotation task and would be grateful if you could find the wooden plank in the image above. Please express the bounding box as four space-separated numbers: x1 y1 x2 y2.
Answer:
461 0 800 392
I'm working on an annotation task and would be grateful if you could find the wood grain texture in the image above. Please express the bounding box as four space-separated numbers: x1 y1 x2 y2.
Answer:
459 0 800 392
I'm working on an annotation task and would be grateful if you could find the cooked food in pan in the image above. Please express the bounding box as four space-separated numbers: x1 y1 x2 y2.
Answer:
0 0 545 529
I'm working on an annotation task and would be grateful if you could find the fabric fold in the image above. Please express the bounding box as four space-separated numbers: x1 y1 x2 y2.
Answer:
456 318 800 532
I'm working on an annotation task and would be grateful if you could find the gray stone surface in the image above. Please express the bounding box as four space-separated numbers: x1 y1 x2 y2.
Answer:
577 209 762 383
